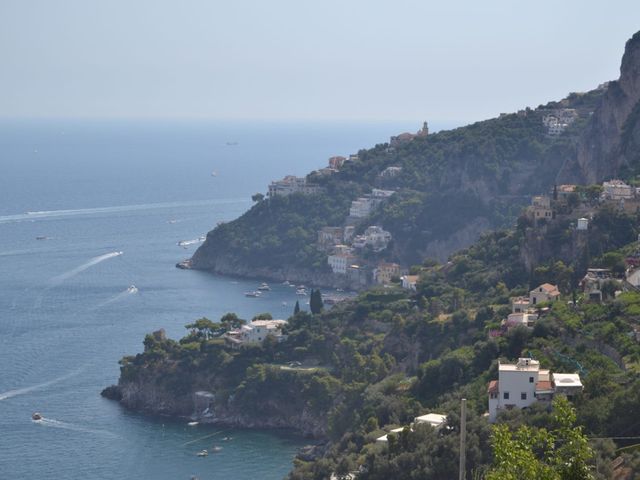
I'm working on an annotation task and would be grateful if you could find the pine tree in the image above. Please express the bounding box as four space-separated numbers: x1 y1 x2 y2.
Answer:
293 300 300 315
310 289 323 314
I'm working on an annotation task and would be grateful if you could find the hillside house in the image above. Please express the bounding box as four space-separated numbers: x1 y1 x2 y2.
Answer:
379 166 402 178
225 319 288 347
602 180 634 201
580 268 614 302
328 156 346 170
401 274 419 291
318 227 344 250
268 176 322 197
374 262 401 285
556 184 577 200
530 195 553 222
511 296 530 313
530 283 560 305
349 190 395 218
328 252 357 275
352 226 392 252
488 357 582 422
505 312 538 329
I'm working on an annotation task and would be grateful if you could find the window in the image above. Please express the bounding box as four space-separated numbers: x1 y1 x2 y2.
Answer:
521 392 527 400
503 392 510 400
529 376 534 383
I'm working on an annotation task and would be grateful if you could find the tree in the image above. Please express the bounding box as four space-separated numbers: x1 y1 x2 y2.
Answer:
486 396 594 480
293 300 300 315
220 312 245 330
252 312 273 321
310 289 324 314
185 317 220 339
251 192 265 202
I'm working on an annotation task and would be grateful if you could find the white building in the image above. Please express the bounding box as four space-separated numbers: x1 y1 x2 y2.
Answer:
349 190 395 218
488 358 582 422
349 197 377 218
529 283 560 305
552 373 583 397
414 413 447 429
511 296 530 313
379 166 402 178
328 253 356 275
505 312 538 329
226 319 288 347
268 176 322 197
577 218 589 231
375 427 406 444
488 358 550 422
401 275 419 291
603 180 634 200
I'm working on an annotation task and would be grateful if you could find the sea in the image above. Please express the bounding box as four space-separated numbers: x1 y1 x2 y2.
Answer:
0 118 447 479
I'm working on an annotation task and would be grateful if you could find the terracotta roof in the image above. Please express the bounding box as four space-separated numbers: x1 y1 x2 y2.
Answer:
535 380 553 392
487 380 499 394
538 283 559 292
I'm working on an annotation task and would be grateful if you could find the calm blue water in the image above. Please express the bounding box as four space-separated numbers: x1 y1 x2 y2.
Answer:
0 118 434 479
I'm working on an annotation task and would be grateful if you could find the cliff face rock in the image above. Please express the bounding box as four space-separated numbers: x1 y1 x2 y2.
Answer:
109 375 327 437
558 31 640 184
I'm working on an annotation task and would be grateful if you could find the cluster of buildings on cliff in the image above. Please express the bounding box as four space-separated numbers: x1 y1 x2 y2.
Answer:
528 179 640 229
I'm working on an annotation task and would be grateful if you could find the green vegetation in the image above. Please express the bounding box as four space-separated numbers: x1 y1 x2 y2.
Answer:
119 201 640 478
195 90 605 271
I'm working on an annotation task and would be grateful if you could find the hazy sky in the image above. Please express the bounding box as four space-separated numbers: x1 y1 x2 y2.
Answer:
1 0 639 123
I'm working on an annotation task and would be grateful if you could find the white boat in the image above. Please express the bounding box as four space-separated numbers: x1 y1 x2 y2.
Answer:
257 283 270 291
211 170 218 177
296 288 308 296
127 285 138 294
196 449 208 457
32 412 42 421
244 291 261 298
187 421 199 426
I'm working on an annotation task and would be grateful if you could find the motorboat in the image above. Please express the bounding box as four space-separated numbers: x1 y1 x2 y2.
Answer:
296 288 308 296
127 285 138 294
32 412 42 421
210 446 223 452
257 283 270 291
187 421 199 426
196 450 208 457
244 291 261 298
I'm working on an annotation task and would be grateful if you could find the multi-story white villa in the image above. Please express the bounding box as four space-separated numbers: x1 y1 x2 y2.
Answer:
328 252 357 275
225 319 288 347
488 358 582 422
268 175 322 197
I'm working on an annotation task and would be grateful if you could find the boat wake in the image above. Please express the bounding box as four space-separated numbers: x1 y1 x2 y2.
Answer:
177 236 206 247
94 285 138 309
36 417 118 438
0 198 248 225
0 368 84 401
50 251 123 285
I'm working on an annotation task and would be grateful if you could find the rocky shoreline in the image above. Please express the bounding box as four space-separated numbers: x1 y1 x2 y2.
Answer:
101 381 328 439
179 253 366 291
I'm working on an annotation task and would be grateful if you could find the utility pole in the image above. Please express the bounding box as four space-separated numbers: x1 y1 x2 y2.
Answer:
459 398 467 480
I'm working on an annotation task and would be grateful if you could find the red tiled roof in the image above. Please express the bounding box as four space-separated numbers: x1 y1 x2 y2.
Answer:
538 283 559 293
535 381 553 392
487 380 499 394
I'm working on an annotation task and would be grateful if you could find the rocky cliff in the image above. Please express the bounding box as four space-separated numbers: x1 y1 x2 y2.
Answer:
104 371 328 438
558 31 640 183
